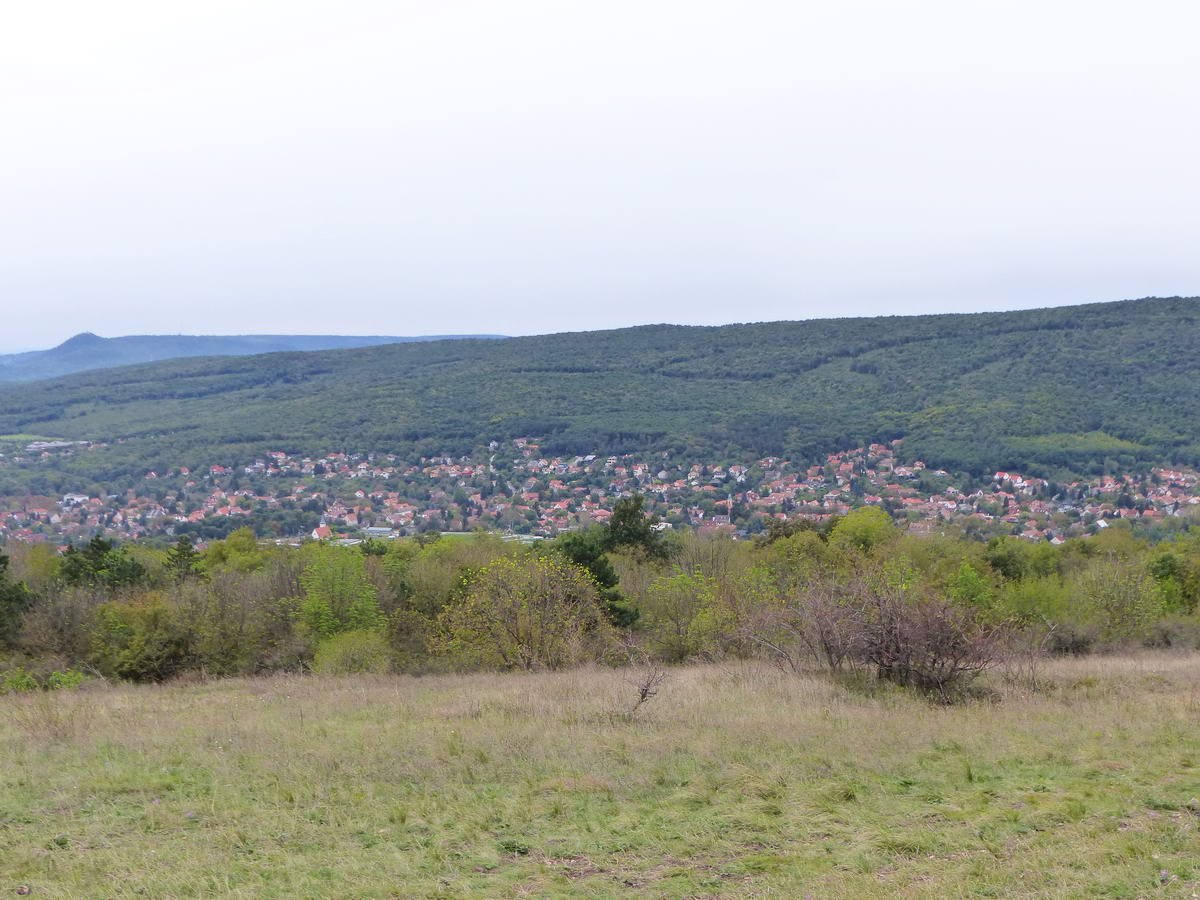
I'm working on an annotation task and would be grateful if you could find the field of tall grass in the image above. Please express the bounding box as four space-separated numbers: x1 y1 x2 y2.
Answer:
3 654 1200 898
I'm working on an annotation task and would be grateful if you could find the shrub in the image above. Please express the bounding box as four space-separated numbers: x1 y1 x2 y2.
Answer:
176 578 271 677
1141 615 1200 650
745 579 863 674
1046 623 1097 655
747 564 1007 702
1072 556 1166 643
435 554 616 671
45 669 87 690
1 667 39 693
385 608 438 673
639 571 714 662
89 596 194 682
0 667 87 693
299 545 384 638
828 507 897 554
312 629 392 675
0 558 35 650
858 588 1006 701
994 576 1072 626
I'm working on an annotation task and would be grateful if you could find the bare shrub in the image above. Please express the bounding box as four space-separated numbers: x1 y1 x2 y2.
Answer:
622 643 668 719
997 626 1056 695
746 566 1008 702
18 585 105 660
744 569 888 675
858 588 1006 702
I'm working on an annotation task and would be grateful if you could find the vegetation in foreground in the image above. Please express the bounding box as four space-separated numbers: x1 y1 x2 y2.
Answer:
2 499 1199 895
4 501 1200 690
3 654 1200 898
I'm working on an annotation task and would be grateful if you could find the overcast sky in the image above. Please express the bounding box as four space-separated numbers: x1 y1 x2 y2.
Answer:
3 1 1198 350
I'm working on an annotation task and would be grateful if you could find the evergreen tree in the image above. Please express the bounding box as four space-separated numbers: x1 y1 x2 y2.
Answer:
61 537 146 589
552 527 638 627
0 552 35 649
165 535 201 582
602 495 666 559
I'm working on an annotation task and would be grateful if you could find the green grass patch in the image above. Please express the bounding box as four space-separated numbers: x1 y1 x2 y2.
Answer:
2 655 1200 897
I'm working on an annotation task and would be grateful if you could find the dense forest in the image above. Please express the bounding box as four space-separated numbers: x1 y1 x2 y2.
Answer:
0 297 1197 493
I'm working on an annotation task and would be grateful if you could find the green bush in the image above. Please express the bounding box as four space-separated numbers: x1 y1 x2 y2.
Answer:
1 667 39 693
312 629 392 675
435 555 616 671
45 669 87 690
828 507 897 553
89 596 194 682
299 546 384 638
0 667 86 693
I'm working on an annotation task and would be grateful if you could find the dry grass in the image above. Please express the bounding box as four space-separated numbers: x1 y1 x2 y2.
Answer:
3 654 1200 898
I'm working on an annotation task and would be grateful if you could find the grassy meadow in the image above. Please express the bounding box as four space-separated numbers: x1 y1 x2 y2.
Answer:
3 655 1200 899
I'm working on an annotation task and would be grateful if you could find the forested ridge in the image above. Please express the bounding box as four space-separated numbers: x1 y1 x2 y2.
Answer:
0 331 504 383
0 296 1196 486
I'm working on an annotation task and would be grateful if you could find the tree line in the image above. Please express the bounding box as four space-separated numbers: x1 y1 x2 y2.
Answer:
2 497 1199 700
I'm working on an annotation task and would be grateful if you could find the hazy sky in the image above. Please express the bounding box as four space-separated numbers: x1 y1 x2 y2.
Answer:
3 1 1198 350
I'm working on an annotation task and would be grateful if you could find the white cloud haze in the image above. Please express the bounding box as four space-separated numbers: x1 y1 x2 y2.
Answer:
2 0 1198 348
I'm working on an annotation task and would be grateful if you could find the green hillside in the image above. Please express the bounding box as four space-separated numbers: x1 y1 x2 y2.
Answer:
0 297 1197 489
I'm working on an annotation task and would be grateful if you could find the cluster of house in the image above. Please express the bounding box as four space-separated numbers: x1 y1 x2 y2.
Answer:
0 438 1197 546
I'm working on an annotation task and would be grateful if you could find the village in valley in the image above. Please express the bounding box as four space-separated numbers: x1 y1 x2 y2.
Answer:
1 437 1198 548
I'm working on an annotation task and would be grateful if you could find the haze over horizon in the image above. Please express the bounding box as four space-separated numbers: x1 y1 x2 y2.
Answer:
5 1 1199 350
0 295 1187 356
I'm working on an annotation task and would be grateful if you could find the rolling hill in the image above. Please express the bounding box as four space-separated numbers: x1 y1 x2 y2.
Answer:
0 297 1196 494
0 332 505 382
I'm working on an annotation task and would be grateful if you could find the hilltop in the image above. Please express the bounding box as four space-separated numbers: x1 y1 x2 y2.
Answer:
0 332 505 382
0 297 1196 493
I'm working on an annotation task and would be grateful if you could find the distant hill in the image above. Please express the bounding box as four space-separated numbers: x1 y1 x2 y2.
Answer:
0 297 1196 495
0 332 506 382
